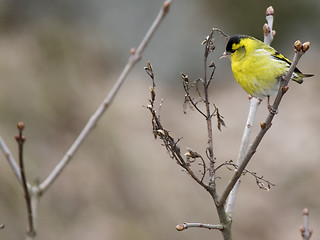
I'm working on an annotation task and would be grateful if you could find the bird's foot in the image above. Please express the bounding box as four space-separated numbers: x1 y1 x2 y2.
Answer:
267 104 278 115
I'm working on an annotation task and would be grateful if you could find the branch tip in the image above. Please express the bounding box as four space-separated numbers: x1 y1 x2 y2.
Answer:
209 61 215 68
294 40 303 52
17 121 25 130
266 6 274 16
163 0 171 13
181 73 189 83
176 224 184 231
302 42 310 52
176 222 224 231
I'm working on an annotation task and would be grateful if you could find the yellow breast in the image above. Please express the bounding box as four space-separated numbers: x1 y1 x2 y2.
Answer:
230 40 288 97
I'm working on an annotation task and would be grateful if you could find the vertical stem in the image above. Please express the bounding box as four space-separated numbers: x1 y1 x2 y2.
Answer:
203 31 232 240
16 123 36 237
203 31 216 187
225 98 260 215
205 89 215 186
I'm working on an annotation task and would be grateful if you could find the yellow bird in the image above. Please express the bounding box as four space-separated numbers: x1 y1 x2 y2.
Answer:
224 35 313 101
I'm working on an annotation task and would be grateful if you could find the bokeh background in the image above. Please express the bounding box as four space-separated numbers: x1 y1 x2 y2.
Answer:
0 0 319 239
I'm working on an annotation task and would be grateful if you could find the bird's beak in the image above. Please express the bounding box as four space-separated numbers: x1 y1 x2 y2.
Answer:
220 51 229 59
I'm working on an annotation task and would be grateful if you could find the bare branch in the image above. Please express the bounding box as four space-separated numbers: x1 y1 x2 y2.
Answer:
300 208 313 240
15 122 36 237
264 6 275 45
176 222 224 231
182 74 207 118
38 0 172 195
216 160 275 191
0 136 23 184
145 64 209 191
146 28 233 240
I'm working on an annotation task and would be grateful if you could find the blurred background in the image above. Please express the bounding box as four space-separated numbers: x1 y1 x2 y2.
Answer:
0 0 319 239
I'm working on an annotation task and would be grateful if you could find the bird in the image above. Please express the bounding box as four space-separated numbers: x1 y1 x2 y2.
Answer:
223 35 313 108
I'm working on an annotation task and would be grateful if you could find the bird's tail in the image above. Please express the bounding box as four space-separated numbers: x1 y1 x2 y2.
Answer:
291 69 313 84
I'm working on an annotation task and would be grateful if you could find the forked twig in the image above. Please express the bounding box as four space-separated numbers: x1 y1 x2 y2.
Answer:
215 160 275 191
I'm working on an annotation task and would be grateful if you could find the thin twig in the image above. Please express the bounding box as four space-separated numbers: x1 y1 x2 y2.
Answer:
182 75 207 118
146 63 209 191
225 6 274 215
38 0 172 195
176 222 224 231
218 44 310 205
300 208 313 240
0 136 23 184
264 6 275 45
202 29 216 187
15 122 36 237
217 160 275 191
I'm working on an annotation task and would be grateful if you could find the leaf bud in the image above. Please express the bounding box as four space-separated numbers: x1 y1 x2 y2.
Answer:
263 23 270 36
302 42 310 52
17 122 25 130
150 87 156 102
181 73 189 83
266 6 274 16
209 61 215 68
130 48 136 55
282 86 289 94
163 1 171 13
176 224 184 231
294 40 303 52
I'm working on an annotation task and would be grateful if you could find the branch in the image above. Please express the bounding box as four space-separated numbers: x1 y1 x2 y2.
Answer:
0 136 23 184
202 28 228 187
216 160 275 191
225 6 274 215
15 122 36 237
264 6 275 45
145 62 209 191
146 29 233 240
300 208 313 240
37 0 172 194
176 222 224 231
218 41 311 206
